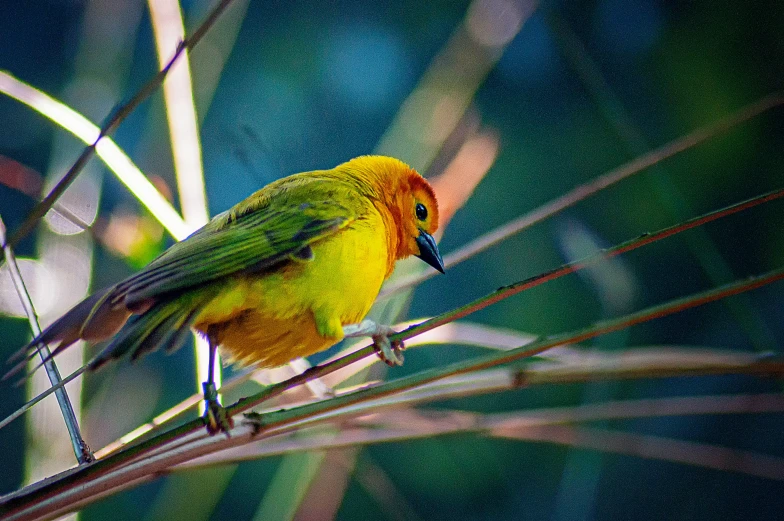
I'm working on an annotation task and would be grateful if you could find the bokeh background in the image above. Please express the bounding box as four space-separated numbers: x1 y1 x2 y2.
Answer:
1 0 784 519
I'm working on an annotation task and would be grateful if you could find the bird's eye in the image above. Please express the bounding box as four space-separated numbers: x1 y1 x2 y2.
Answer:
415 203 428 221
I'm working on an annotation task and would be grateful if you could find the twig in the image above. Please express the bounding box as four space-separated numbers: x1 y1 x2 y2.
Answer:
0 367 86 432
379 92 784 298
0 216 92 464
5 0 236 249
227 185 784 415
236 265 784 432
548 13 776 350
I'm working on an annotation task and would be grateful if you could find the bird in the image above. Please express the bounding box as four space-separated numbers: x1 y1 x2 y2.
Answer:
9 155 444 433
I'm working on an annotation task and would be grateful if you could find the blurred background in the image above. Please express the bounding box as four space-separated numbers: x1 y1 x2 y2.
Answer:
1 0 784 519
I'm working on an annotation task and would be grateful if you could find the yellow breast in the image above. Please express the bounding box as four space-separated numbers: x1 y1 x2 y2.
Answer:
194 207 390 367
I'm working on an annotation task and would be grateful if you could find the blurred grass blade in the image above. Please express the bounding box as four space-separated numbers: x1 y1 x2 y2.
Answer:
0 71 189 239
3 0 237 248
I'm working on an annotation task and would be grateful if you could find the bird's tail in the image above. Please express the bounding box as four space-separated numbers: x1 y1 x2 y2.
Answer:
89 299 203 370
5 289 209 380
3 287 130 380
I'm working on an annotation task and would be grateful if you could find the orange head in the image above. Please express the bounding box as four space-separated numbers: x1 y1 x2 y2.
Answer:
337 156 444 273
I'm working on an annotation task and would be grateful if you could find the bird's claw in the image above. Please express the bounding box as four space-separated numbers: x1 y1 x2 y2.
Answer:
373 333 405 366
242 411 265 434
203 382 234 436
343 320 405 367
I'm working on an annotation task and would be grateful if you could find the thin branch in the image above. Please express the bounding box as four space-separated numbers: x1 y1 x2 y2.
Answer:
5 0 236 248
226 185 784 415
0 216 92 464
3 180 782 444
236 265 784 434
4 260 783 520
82 184 783 451
548 13 776 350
0 367 86 433
89 320 529 458
379 92 784 298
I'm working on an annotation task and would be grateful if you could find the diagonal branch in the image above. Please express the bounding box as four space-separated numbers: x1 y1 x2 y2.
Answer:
0 217 91 464
5 0 236 249
3 182 784 518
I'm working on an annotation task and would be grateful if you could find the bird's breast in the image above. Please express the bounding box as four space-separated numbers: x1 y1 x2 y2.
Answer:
197 210 391 367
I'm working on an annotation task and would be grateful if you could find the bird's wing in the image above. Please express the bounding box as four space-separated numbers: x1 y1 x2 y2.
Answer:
111 198 356 309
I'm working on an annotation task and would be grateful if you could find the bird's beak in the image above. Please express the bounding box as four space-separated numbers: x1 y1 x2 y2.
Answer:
415 229 445 273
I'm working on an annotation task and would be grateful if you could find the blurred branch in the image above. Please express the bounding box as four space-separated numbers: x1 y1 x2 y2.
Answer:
0 217 91 464
148 0 219 419
548 13 777 350
4 0 236 249
148 0 209 227
496 425 784 481
376 0 537 171
0 71 189 238
380 92 784 298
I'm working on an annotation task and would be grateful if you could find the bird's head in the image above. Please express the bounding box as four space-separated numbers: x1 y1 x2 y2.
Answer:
395 170 444 273
339 155 444 274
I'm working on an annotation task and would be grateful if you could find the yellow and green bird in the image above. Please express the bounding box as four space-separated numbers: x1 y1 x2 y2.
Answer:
13 155 444 433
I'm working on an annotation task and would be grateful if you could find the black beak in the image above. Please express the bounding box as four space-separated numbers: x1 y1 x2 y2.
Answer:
415 229 445 274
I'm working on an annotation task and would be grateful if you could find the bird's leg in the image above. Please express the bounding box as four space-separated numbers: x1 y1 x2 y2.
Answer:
342 319 404 366
203 329 234 435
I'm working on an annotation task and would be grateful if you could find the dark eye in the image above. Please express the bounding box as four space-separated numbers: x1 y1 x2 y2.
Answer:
415 203 428 221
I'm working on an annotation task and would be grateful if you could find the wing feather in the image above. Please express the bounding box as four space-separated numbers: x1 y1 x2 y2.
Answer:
113 199 354 308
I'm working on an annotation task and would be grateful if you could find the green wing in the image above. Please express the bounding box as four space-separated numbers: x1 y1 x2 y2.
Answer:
113 198 355 309
7 176 361 376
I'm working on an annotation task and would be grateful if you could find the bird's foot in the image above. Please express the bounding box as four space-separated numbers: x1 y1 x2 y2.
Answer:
242 411 265 434
343 320 405 367
202 382 234 436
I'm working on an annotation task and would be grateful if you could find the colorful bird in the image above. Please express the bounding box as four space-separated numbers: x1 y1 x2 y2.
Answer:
11 156 444 433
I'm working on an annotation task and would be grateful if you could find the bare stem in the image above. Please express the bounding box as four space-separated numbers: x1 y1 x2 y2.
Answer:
179 393 784 473
0 216 92 464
